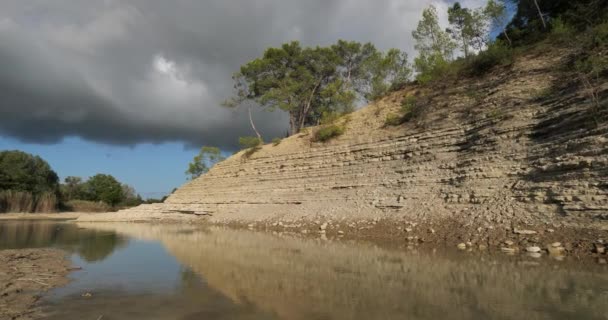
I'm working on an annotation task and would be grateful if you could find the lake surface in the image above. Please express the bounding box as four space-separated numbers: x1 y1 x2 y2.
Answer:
1 220 607 320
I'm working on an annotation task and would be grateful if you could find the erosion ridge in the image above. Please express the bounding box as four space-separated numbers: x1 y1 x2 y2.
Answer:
80 45 608 233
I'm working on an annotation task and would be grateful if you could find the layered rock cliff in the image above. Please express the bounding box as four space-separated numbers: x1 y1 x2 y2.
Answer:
82 46 608 230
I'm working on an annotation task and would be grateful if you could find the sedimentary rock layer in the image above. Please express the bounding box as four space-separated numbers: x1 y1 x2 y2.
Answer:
81 47 608 229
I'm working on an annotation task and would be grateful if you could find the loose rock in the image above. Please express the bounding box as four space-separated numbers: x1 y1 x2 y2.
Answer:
551 242 562 248
526 246 541 253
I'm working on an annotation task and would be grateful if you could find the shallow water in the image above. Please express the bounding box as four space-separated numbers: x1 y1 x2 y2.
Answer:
1 221 607 320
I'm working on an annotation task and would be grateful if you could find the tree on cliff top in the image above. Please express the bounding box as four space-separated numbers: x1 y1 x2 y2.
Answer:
225 41 411 135
412 5 457 83
485 0 512 46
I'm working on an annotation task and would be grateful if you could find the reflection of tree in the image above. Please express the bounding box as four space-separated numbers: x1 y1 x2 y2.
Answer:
0 222 126 262
74 232 128 262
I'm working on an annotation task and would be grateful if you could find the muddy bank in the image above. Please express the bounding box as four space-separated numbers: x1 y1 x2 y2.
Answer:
0 249 71 320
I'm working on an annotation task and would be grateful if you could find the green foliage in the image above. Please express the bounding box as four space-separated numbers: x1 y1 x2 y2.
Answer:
239 136 263 158
413 5 457 83
464 40 514 76
549 18 575 42
118 184 143 207
0 150 59 213
185 146 225 180
507 0 608 45
400 96 417 114
239 136 263 149
0 150 59 195
313 124 345 142
228 40 411 135
272 138 282 146
384 96 419 126
84 174 124 206
447 2 488 58
485 0 512 46
63 200 111 213
361 49 412 101
384 113 404 127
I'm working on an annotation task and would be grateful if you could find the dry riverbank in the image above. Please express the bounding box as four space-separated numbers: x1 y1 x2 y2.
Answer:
77 211 608 263
0 249 71 320
0 213 83 221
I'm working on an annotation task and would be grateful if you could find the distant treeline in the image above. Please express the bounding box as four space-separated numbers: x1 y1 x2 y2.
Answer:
0 150 155 213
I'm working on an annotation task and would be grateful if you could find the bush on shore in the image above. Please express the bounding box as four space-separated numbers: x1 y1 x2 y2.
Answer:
62 200 112 213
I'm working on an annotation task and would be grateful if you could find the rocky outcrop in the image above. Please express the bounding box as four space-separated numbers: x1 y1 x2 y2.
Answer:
81 47 608 229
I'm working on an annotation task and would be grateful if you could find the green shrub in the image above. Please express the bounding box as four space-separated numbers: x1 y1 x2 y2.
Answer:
238 136 263 158
400 96 417 113
319 111 342 125
415 57 456 85
464 41 513 76
385 95 425 126
384 113 404 126
239 136 263 149
313 124 345 142
63 200 111 213
271 138 282 146
550 18 575 42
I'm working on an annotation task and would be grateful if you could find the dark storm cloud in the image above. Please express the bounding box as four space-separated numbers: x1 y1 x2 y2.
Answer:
0 0 484 149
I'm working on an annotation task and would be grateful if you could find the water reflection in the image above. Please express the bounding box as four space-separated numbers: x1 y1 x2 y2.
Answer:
75 223 608 320
0 221 127 262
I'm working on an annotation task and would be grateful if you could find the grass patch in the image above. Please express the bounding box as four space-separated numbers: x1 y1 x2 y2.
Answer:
271 138 282 146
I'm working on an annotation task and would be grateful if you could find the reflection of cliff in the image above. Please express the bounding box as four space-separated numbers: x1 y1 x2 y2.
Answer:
0 221 127 262
77 223 608 320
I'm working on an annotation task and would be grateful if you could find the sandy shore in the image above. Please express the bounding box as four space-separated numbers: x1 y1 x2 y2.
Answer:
0 213 84 221
0 249 71 320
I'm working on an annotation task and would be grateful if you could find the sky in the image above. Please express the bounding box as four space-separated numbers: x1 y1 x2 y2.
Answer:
0 0 489 198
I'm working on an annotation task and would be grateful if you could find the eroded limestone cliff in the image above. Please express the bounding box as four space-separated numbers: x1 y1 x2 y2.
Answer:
82 46 608 231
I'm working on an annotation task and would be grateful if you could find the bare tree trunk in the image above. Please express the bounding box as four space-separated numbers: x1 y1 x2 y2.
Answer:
503 30 512 46
297 81 322 132
289 110 298 135
533 0 547 29
248 106 262 140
